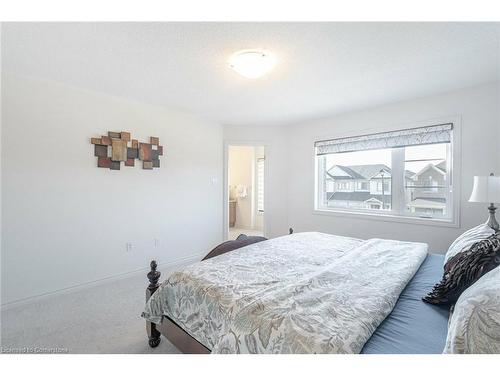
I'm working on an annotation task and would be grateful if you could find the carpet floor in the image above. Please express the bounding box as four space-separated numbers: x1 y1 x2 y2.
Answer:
1 266 184 354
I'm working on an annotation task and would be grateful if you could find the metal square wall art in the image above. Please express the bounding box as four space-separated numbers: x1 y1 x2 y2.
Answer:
91 131 163 170
139 143 152 161
111 138 127 161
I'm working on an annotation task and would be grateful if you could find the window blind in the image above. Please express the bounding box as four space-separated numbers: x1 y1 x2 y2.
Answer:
257 158 264 212
315 123 453 155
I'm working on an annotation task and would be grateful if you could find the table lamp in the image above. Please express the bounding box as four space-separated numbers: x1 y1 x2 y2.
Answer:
469 173 500 231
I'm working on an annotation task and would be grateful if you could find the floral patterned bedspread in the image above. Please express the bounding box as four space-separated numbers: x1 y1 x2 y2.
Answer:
142 232 427 353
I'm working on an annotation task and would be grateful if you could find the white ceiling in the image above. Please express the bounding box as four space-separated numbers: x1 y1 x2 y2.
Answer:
2 22 499 126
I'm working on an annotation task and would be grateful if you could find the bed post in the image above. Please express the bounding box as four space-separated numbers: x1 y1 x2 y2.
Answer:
146 260 162 348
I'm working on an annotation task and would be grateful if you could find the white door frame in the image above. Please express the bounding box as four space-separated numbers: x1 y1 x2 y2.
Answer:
223 140 270 241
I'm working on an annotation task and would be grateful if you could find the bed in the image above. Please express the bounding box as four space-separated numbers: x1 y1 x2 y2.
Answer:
361 254 449 353
142 232 449 354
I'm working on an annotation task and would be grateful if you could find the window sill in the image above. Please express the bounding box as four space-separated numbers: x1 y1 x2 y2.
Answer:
312 208 459 228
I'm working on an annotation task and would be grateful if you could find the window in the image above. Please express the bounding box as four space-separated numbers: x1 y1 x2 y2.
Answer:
356 181 369 191
404 143 450 219
322 148 392 210
315 123 454 222
336 181 351 191
256 158 265 212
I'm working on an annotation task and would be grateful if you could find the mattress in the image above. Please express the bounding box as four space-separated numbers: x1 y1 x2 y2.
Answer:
143 232 428 353
361 254 450 354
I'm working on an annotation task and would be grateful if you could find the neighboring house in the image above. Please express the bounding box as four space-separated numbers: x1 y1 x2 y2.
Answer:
406 160 447 217
325 164 395 210
325 162 447 216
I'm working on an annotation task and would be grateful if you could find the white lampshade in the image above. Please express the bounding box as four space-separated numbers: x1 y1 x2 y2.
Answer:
468 175 500 203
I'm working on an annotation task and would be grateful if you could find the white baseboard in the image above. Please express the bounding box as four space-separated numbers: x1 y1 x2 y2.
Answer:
0 251 206 311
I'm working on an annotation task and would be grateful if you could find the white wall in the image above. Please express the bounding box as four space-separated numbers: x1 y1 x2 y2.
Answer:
3 75 497 305
224 83 499 252
228 146 254 229
1 74 223 305
498 82 500 171
223 126 289 238
287 83 499 253
498 64 500 171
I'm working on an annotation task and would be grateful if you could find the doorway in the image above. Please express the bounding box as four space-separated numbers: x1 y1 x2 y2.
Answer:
225 144 266 240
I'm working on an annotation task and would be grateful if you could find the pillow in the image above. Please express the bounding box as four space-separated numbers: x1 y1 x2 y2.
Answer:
443 266 500 353
423 233 500 305
201 234 267 261
444 224 495 265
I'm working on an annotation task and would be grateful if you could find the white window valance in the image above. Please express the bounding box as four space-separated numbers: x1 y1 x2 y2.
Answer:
315 123 453 155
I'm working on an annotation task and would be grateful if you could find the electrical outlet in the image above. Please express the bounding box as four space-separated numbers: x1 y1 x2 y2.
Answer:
154 238 160 248
126 242 133 252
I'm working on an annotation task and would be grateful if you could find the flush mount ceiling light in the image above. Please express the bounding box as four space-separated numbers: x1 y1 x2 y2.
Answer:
228 50 277 79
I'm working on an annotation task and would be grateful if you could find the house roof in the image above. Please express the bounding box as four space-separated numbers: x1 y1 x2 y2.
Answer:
327 191 390 202
327 193 446 206
407 198 446 209
327 164 389 180
411 197 446 203
414 163 446 178
327 164 414 180
435 160 446 172
327 165 365 179
348 164 390 179
405 170 416 179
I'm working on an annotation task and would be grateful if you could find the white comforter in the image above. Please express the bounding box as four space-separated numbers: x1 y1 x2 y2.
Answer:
142 232 427 353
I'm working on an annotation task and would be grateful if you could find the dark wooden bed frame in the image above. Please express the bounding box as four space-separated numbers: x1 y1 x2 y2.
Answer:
145 259 211 353
144 229 293 353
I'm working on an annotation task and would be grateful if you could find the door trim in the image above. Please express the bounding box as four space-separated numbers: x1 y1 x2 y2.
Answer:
223 141 270 241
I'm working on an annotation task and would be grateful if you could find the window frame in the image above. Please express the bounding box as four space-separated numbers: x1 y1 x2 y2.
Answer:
256 157 265 213
313 118 461 228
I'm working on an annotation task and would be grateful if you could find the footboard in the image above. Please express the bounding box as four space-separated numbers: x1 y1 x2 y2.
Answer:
145 260 162 348
144 259 210 353
144 230 292 351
